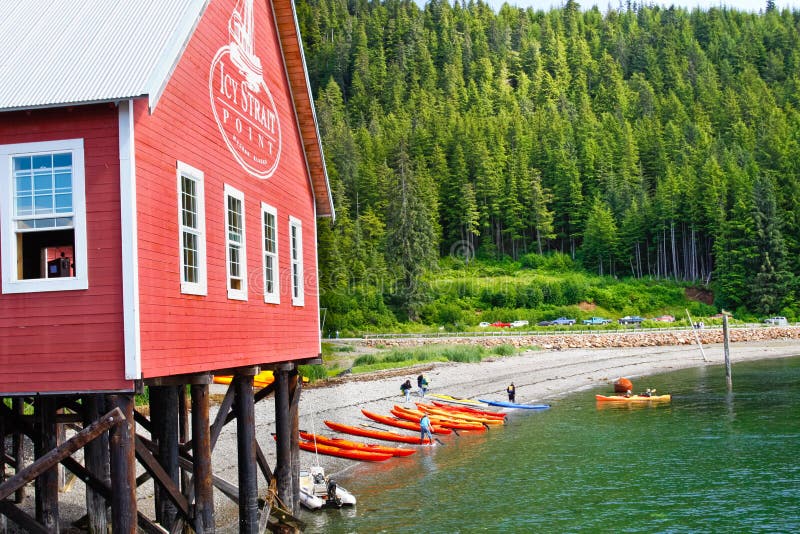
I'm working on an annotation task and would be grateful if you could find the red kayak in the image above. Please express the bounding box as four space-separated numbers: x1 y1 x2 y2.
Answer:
297 438 393 461
324 420 432 445
391 406 487 432
430 401 507 420
361 409 452 435
299 431 415 457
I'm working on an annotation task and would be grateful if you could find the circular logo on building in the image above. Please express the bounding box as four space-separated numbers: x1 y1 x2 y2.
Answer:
209 2 281 179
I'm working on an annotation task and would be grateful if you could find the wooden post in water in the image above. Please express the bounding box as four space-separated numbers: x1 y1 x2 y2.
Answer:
234 373 259 534
83 395 110 534
34 396 59 533
191 383 215 534
685 309 709 362
1 401 6 534
108 394 136 534
723 314 732 391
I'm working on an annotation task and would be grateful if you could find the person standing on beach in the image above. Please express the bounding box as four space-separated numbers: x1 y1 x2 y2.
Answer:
419 413 434 445
417 374 429 397
507 382 516 402
401 379 413 404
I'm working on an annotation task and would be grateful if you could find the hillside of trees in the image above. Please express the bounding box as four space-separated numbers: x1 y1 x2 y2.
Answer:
296 0 800 333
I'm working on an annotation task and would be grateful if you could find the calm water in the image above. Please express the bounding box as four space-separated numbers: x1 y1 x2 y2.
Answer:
302 357 800 533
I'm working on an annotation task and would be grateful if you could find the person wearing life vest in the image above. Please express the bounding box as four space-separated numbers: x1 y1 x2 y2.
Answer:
507 382 516 402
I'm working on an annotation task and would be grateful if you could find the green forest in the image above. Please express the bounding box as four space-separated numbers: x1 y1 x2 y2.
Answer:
297 0 800 334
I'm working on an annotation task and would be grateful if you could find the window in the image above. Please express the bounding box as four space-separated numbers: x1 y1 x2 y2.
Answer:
261 202 279 303
224 184 247 300
289 216 303 306
0 139 88 293
177 162 207 295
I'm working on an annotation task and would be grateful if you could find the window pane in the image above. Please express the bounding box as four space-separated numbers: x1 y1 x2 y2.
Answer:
265 255 274 293
32 154 52 170
34 218 56 229
229 245 240 277
52 152 72 168
54 171 71 191
16 195 32 216
14 156 31 172
33 171 52 193
55 193 72 213
15 174 31 193
35 194 53 214
55 217 73 227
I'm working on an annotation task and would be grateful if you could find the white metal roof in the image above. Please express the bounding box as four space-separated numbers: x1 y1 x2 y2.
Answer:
0 0 208 112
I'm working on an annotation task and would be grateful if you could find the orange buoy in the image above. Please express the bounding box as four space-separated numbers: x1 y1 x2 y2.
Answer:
614 377 633 393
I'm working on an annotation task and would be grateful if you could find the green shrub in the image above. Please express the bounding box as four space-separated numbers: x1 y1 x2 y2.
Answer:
491 344 516 356
441 345 485 363
299 364 327 382
353 354 377 366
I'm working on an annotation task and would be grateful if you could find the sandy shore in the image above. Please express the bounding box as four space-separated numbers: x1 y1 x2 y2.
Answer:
6 339 799 532
204 337 800 529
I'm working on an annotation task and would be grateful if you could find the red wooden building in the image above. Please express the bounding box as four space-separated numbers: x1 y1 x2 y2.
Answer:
0 0 332 530
0 0 333 394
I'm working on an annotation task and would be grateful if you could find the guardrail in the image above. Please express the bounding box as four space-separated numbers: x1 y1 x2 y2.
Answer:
354 322 792 340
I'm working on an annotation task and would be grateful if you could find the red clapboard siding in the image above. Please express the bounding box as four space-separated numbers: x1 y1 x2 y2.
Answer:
133 0 322 378
0 105 131 394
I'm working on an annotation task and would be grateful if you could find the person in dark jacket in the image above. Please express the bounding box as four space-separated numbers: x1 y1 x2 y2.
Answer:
507 382 516 402
417 374 429 397
401 379 413 404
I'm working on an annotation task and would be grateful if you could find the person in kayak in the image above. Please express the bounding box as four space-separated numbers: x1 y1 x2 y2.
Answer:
417 374 429 397
419 413 434 445
401 380 413 404
507 382 516 402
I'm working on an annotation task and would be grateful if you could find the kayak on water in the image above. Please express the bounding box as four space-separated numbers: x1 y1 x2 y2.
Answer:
430 401 507 420
324 420 433 445
298 431 415 457
595 394 671 402
390 405 487 432
361 409 453 435
478 399 551 410
414 403 505 425
297 438 393 461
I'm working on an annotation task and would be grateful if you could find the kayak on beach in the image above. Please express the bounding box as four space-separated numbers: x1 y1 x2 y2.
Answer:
298 431 416 457
297 438 393 461
478 399 551 410
430 401 507 420
595 394 672 402
428 393 489 407
361 408 453 434
324 420 433 445
413 403 505 425
391 405 488 431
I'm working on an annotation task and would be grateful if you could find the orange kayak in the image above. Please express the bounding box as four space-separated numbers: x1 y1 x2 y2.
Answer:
361 409 452 435
297 439 392 461
430 401 507 420
391 406 487 432
324 420 432 445
299 431 415 457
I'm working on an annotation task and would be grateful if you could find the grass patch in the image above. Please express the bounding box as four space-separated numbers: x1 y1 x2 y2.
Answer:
490 344 516 356
349 344 487 373
299 364 328 382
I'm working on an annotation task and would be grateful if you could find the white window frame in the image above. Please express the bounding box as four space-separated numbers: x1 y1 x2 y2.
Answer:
289 215 304 306
261 202 280 304
177 162 207 295
0 138 88 294
224 184 247 300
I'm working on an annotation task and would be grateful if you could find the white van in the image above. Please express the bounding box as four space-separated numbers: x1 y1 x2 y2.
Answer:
764 316 788 326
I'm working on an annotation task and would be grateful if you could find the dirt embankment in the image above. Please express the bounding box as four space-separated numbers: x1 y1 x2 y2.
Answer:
358 326 800 350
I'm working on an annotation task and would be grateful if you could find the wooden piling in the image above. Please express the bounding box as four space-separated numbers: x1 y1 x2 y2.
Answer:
1 401 6 534
12 398 24 504
34 396 59 533
83 395 109 534
179 385 190 496
108 394 136 534
151 385 180 529
288 369 301 515
191 384 214 534
234 373 259 533
723 314 732 390
274 367 292 512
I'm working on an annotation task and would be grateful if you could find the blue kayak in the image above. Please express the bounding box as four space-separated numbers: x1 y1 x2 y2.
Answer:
478 399 550 410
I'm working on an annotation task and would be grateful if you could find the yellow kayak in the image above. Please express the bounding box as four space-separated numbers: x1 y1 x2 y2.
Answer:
428 393 488 407
595 394 671 402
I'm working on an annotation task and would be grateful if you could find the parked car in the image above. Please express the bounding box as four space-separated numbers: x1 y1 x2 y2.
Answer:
511 320 529 328
618 315 645 325
763 316 788 326
491 321 512 328
478 322 491 327
652 314 675 322
551 317 576 325
582 317 611 325
537 320 553 326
